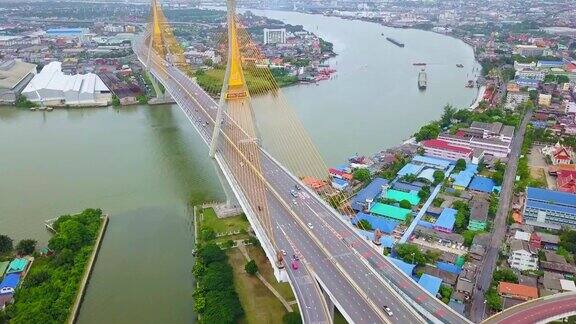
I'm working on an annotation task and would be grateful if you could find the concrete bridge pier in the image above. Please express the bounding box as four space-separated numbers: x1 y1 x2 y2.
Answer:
212 158 239 207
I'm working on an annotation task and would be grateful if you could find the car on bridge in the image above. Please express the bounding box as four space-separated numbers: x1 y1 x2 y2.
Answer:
383 305 393 317
291 259 299 270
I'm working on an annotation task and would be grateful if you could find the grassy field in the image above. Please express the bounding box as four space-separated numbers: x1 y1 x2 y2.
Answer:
201 207 250 233
228 248 289 324
528 167 547 187
195 67 297 96
246 245 295 302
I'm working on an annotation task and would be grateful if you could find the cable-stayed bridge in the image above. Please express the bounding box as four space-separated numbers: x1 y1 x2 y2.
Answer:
136 1 476 323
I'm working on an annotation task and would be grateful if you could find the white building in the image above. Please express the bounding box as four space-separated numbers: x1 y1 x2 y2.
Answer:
263 28 286 45
514 45 545 57
505 92 530 111
508 239 538 271
22 61 111 107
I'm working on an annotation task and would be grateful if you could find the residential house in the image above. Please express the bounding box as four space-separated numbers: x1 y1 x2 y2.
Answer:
468 199 489 231
498 282 538 301
508 239 538 271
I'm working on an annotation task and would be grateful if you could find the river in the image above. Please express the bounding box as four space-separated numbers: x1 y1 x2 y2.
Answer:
0 9 478 324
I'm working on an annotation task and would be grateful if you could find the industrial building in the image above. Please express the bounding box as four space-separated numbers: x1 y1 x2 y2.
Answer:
22 61 111 107
523 187 576 230
0 60 37 104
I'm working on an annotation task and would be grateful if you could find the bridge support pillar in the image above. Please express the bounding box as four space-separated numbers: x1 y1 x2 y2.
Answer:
213 159 239 207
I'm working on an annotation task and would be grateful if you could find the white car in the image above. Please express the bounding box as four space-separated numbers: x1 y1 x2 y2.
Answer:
307 222 314 229
0 287 14 295
281 249 287 256
383 305 393 316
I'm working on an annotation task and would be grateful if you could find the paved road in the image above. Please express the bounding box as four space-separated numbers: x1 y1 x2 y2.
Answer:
483 293 576 323
135 36 472 324
470 110 533 322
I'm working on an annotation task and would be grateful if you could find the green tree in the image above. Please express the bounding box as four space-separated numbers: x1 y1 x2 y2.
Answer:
399 199 412 209
0 234 13 254
559 230 576 254
440 104 457 128
357 219 372 231
439 285 453 304
111 95 120 107
493 268 518 283
353 168 371 182
15 239 37 255
485 287 502 311
200 227 216 242
415 123 441 142
432 170 445 185
244 259 258 275
395 243 427 266
454 159 467 172
418 186 431 200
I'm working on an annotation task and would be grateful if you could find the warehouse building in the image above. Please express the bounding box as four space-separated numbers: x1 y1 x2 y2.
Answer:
0 60 37 104
523 187 576 230
22 61 111 107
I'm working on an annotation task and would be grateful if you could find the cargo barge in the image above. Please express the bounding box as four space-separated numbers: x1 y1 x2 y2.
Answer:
386 37 404 47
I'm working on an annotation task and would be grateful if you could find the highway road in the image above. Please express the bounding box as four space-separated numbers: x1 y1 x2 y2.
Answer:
470 110 533 322
134 36 474 324
483 293 576 323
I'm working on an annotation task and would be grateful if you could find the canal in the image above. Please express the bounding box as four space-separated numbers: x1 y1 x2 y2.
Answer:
0 9 478 324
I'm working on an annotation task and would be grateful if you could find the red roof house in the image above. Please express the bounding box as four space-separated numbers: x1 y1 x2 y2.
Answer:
557 170 576 194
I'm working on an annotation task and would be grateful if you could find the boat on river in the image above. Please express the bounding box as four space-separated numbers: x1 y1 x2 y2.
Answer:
418 70 427 90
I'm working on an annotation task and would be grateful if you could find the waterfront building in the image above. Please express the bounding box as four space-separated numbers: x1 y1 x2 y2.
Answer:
0 60 37 104
508 239 538 271
438 133 511 158
523 187 576 230
469 121 514 143
263 28 286 44
22 61 111 107
420 139 473 162
468 199 488 231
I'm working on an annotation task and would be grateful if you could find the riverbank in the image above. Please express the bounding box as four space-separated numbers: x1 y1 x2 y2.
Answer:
1 209 107 323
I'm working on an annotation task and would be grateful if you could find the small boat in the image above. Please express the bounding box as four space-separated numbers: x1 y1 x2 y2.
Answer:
47 107 54 111
418 69 427 90
29 107 36 111
456 64 464 68
413 63 427 66
465 80 474 88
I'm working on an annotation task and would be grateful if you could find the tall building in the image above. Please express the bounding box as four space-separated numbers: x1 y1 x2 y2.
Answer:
263 28 286 45
22 62 111 107
523 187 576 230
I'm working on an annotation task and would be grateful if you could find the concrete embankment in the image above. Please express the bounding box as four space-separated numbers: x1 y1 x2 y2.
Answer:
67 214 110 324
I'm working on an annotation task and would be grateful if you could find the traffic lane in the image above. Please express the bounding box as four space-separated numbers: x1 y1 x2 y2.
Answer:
489 296 576 324
268 194 386 324
272 227 329 324
261 165 421 323
259 153 463 323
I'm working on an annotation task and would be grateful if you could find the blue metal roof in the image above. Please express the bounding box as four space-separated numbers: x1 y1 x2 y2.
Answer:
351 178 389 211
434 208 456 231
469 176 496 193
436 261 462 275
393 181 422 192
412 155 451 169
527 187 576 207
386 257 415 276
332 178 349 187
418 274 443 296
526 200 576 216
418 220 434 228
0 273 20 290
398 163 424 177
352 212 398 234
451 163 478 188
